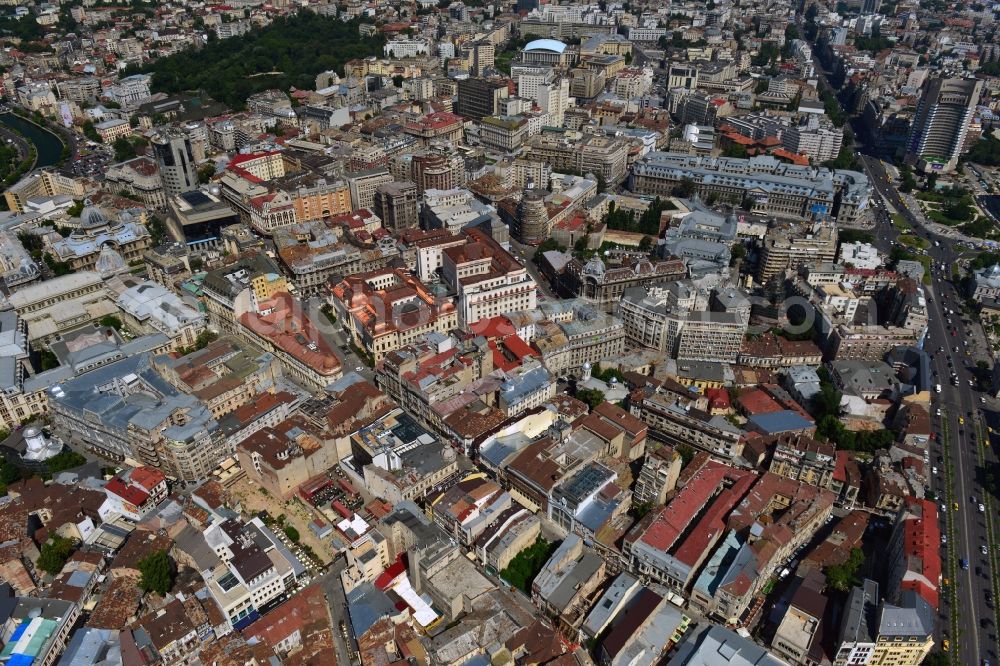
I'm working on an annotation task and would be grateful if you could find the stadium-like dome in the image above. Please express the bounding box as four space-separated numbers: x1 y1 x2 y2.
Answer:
523 38 567 53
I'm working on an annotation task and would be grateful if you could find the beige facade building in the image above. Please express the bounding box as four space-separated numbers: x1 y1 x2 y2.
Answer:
768 433 836 490
4 170 86 213
236 415 339 499
633 444 682 505
329 268 459 362
104 157 166 207
523 132 631 184
758 222 838 282
9 271 119 344
631 153 872 228
442 228 537 327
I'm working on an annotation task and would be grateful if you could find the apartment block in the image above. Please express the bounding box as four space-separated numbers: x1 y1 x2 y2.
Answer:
442 228 537 327
523 131 631 184
330 267 459 361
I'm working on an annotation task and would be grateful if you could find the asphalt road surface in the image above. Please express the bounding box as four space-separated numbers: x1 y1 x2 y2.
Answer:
859 149 999 666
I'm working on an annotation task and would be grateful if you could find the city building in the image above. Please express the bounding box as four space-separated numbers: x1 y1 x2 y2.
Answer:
884 498 941 611
100 466 168 521
429 474 511 545
46 207 151 273
104 157 166 207
9 270 119 344
94 119 132 143
834 579 880 666
672 624 786 665
116 280 207 350
905 76 983 172
869 592 935 666
630 390 745 461
106 73 152 106
330 267 459 361
480 115 531 152
201 517 307 629
4 169 86 213
349 408 460 503
456 78 510 121
347 168 394 211
563 256 686 311
631 153 872 227
721 112 845 163
152 126 200 198
236 414 340 499
523 132 631 185
620 283 747 362
166 188 241 248
758 222 838 282
442 228 538 327
238 292 342 391
633 444 682 505
47 352 226 479
201 252 287 332
373 181 419 232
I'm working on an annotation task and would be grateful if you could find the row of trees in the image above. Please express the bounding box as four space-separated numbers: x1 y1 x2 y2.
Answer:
601 196 677 237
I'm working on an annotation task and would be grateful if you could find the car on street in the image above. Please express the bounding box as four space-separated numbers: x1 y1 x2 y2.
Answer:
961 558 969 570
980 503 986 513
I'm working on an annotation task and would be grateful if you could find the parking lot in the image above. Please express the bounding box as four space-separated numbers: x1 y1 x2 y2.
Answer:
64 145 113 178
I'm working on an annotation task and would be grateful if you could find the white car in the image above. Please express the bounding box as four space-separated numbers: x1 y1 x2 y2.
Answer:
983 545 989 556
942 534 948 544
980 503 986 513
932 466 939 475
355 366 364 372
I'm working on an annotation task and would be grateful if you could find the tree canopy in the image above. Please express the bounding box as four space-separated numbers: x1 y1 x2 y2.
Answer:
138 549 175 596
44 450 86 475
965 135 1000 167
824 547 866 592
500 538 559 592
132 12 385 108
576 388 606 411
38 536 76 575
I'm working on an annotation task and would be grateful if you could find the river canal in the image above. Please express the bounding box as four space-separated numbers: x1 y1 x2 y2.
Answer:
0 112 64 169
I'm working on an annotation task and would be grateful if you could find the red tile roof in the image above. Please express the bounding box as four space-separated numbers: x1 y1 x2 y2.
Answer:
104 478 149 507
130 467 165 493
239 292 341 377
737 388 783 416
897 498 941 610
631 460 753 551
